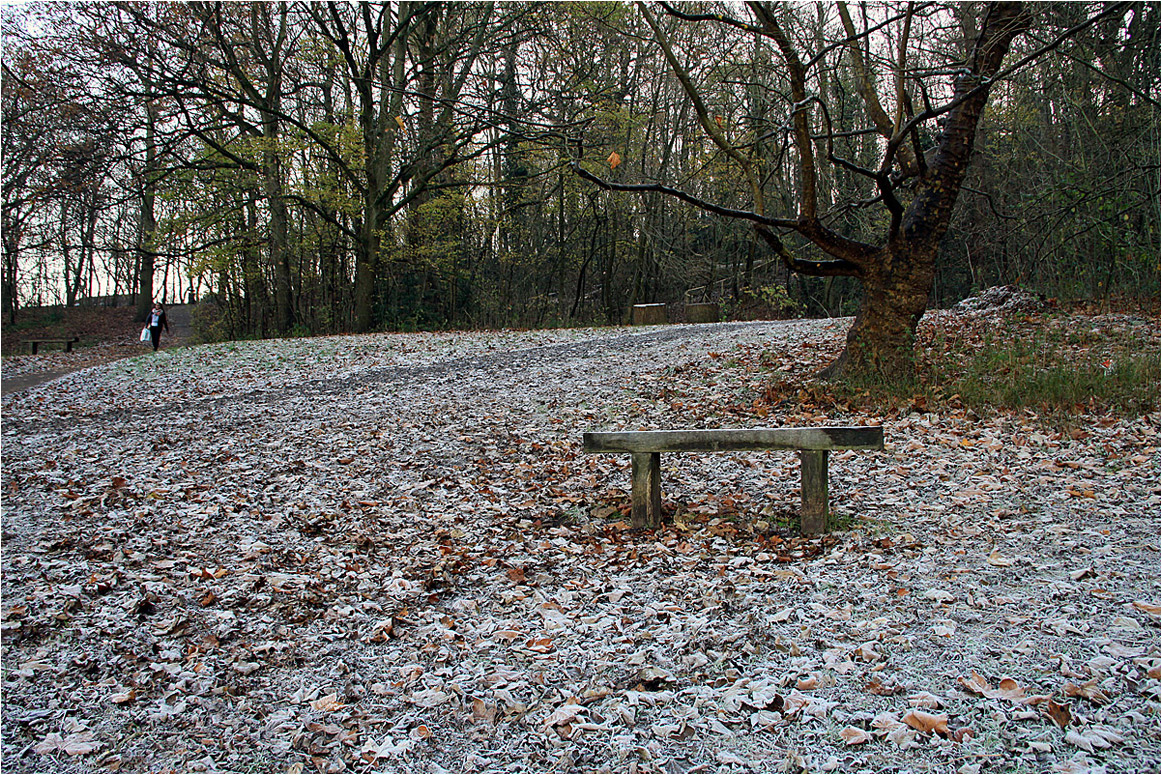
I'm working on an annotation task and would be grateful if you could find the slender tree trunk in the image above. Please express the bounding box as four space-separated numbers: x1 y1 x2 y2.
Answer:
262 120 294 334
135 99 159 323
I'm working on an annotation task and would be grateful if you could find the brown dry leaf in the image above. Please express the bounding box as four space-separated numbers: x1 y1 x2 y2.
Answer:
1131 600 1160 617
959 671 1027 702
471 698 497 725
902 708 949 736
866 676 904 696
607 151 622 170
524 637 554 653
987 549 1014 567
1043 698 1073 728
995 677 1027 701
109 689 136 705
839 727 872 745
309 693 344 712
1064 679 1110 705
796 676 818 691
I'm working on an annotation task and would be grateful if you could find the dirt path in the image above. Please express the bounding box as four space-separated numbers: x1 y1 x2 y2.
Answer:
0 305 195 395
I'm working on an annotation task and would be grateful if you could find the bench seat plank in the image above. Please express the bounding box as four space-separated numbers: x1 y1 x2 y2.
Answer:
584 426 883 454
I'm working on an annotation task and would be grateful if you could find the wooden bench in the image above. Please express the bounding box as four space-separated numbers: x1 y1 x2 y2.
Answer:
582 427 884 533
23 337 80 355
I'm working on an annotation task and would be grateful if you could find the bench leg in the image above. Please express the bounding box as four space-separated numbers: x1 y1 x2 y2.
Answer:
631 452 662 529
65 341 73 352
799 450 829 534
29 342 38 355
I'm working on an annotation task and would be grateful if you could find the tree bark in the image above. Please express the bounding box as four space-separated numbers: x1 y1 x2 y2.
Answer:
135 98 159 323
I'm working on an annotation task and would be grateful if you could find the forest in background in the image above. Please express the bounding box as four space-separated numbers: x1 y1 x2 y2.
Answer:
2 1 1158 343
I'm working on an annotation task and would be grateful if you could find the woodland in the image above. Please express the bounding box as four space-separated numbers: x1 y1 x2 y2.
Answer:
1 2 1158 376
2 2 1160 774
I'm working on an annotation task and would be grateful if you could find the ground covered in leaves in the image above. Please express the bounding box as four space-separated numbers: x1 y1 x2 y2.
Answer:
2 307 1159 773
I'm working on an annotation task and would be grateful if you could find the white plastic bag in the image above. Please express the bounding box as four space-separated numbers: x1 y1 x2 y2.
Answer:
140 326 151 343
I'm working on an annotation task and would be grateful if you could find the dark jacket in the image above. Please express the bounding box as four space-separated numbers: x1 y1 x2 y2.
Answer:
149 308 169 332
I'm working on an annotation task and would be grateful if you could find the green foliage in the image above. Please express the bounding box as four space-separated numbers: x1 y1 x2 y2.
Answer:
753 284 803 317
189 298 232 345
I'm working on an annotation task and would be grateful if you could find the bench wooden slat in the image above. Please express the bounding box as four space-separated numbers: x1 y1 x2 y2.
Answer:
583 426 883 454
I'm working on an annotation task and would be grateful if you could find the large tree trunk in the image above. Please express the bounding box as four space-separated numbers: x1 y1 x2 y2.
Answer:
823 2 1031 381
823 243 936 380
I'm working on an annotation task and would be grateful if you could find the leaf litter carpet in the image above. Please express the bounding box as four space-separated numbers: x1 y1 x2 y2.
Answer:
2 315 1159 773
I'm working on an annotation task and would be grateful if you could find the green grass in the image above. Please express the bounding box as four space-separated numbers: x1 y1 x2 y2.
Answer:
950 337 1158 416
833 314 1160 420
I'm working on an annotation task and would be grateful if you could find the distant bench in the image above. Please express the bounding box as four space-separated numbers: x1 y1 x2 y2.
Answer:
23 337 80 355
582 427 884 534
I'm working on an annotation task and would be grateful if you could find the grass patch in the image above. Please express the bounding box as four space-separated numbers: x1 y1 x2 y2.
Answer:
947 331 1158 416
824 312 1160 420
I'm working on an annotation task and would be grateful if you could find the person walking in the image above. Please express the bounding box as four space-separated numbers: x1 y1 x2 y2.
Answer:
147 302 170 352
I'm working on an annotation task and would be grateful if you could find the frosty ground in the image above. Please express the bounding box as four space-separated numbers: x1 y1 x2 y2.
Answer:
2 313 1159 773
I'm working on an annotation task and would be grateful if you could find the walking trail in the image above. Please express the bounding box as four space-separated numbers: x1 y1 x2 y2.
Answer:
0 304 194 395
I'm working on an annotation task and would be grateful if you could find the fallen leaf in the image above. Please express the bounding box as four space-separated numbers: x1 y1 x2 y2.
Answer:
1064 679 1110 705
958 671 1027 702
543 703 584 728
1043 698 1072 728
987 549 1014 567
408 688 450 708
471 698 497 725
607 151 621 170
840 727 871 745
907 691 943 709
1065 725 1124 752
361 736 412 760
902 708 949 735
309 693 344 712
34 731 101 756
524 637 554 653
1132 600 1161 617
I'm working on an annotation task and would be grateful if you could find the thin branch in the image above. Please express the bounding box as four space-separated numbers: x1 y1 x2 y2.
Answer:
572 162 796 229
637 1 765 215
